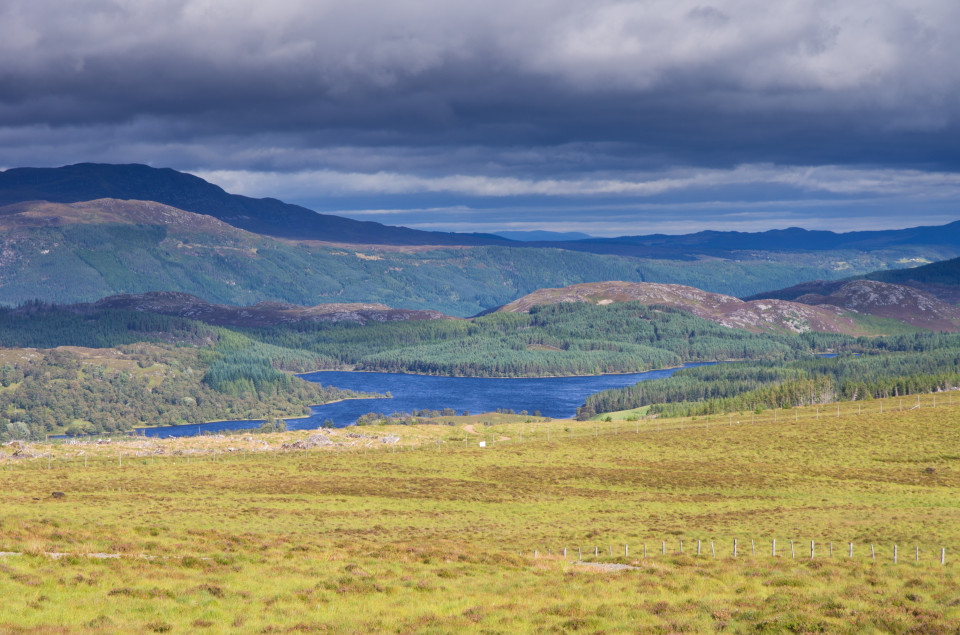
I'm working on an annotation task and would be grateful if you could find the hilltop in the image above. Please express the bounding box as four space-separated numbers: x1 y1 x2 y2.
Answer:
495 281 864 334
0 198 909 314
501 279 960 334
0 163 507 246
791 279 960 332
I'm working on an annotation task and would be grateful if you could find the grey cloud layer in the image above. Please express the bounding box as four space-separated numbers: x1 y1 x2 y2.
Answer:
3 1 959 149
1 0 959 233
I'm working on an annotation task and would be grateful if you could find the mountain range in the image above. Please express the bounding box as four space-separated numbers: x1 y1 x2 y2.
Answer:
1 163 959 322
3 163 959 259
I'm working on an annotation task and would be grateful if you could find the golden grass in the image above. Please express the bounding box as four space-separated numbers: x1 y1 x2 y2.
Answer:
1 395 959 632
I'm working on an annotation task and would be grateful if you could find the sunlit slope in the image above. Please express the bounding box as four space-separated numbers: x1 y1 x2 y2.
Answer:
1 399 957 632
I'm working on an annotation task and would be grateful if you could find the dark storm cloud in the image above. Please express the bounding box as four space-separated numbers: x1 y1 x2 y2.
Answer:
2 0 960 233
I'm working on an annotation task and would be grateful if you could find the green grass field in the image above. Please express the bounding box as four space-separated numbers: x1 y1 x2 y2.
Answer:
2 396 959 632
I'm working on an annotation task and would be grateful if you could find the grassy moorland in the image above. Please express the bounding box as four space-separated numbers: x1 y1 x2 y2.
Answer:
1 396 959 632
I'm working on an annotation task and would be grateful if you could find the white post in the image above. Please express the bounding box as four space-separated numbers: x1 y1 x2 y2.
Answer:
916 546 919 563
680 540 683 554
849 542 853 558
625 544 628 557
662 541 665 555
752 539 755 556
578 547 582 560
942 548 946 565
734 539 737 558
894 544 898 564
697 539 701 555
772 539 776 557
871 544 875 561
711 541 716 557
810 540 814 559
791 540 795 558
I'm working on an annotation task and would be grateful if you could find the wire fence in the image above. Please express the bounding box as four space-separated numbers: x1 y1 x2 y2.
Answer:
520 538 950 568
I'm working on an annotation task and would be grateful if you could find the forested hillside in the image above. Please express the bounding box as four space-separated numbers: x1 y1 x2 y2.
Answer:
0 199 943 315
579 332 960 419
0 306 375 440
242 302 846 377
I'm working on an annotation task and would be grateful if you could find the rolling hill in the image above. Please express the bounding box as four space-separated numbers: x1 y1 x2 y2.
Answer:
494 280 958 334
0 198 917 315
748 256 960 306
2 163 959 262
0 163 509 246
91 291 453 327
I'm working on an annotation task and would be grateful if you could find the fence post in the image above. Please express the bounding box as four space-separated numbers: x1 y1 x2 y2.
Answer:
697 539 702 556
942 548 946 565
849 542 853 558
662 541 665 555
625 544 628 557
871 544 875 561
711 541 716 558
679 540 683 554
810 540 814 559
791 540 795 558
772 539 776 557
829 542 833 557
894 545 898 564
916 546 919 563
578 547 582 560
734 539 737 558
752 539 755 556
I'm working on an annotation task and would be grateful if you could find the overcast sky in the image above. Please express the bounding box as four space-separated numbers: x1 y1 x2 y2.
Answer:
2 0 960 236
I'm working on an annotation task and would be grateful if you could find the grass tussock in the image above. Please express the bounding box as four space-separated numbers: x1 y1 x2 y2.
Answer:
0 401 959 631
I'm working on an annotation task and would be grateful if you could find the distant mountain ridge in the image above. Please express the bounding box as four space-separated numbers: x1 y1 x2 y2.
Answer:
2 163 960 259
0 163 510 246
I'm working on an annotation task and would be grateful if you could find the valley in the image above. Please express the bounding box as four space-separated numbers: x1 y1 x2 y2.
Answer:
0 167 959 633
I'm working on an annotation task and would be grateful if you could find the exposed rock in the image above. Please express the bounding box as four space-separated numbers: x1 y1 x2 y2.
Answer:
304 434 333 448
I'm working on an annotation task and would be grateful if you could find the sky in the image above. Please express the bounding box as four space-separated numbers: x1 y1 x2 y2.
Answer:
2 0 960 236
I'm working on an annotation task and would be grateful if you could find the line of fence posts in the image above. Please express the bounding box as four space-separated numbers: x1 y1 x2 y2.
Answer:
537 539 947 566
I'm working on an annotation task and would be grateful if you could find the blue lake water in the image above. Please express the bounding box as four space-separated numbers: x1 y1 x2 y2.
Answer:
135 363 715 438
